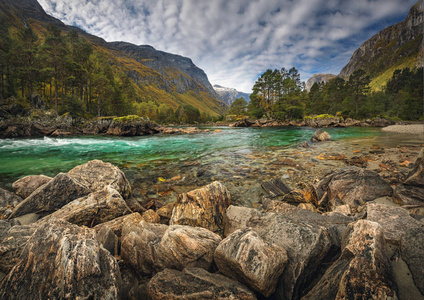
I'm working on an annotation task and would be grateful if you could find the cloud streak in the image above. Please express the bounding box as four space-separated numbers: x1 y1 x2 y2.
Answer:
38 0 415 92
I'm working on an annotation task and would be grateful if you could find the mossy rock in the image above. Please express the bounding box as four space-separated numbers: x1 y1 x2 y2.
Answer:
113 115 141 122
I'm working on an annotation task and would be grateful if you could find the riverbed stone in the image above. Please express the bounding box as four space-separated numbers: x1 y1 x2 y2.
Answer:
0 223 38 274
121 220 221 275
281 182 318 206
40 186 132 227
401 227 424 295
12 175 52 199
0 219 122 299
310 129 332 142
68 159 131 199
315 167 393 211
224 205 339 300
261 178 291 197
366 203 423 244
0 187 22 208
147 267 257 300
393 184 424 206
214 228 287 297
142 209 160 223
9 173 90 218
170 181 231 233
302 220 396 300
404 147 424 188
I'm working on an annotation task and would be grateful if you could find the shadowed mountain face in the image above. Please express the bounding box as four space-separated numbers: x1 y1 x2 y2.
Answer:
0 0 226 116
339 0 423 79
305 74 336 92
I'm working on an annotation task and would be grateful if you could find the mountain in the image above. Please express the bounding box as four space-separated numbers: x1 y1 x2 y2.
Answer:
305 74 337 91
213 85 250 106
339 0 423 90
0 0 226 117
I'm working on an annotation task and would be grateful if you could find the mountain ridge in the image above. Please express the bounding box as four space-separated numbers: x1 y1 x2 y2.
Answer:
213 85 250 106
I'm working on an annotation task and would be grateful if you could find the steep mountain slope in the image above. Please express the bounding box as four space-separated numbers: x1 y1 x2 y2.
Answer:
213 85 250 106
0 0 226 116
339 0 423 89
305 74 336 92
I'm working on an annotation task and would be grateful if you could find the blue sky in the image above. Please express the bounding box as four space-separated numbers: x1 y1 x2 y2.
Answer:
38 0 416 93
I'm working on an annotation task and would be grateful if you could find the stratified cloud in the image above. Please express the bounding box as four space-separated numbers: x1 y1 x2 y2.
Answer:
39 0 415 92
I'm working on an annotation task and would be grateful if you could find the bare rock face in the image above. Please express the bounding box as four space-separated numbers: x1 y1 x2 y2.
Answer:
303 220 396 300
214 228 288 297
170 181 231 233
0 187 22 208
68 159 131 199
40 186 132 227
147 267 257 300
401 227 424 295
96 225 120 256
366 203 423 244
394 148 424 205
0 223 38 274
0 219 122 299
12 175 52 199
310 129 332 142
121 220 221 275
9 173 90 218
315 167 393 211
224 205 335 300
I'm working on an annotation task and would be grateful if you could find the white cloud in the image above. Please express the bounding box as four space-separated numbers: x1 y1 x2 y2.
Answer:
38 0 415 93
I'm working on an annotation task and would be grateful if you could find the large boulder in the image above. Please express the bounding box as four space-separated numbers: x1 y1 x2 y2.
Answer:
12 175 52 199
9 173 90 218
303 220 397 299
0 219 122 299
401 227 424 295
315 167 393 211
0 223 38 274
0 187 22 208
224 205 336 300
93 212 143 238
310 129 332 142
404 148 424 187
147 267 256 300
106 117 160 136
366 203 423 244
214 228 287 297
40 186 132 227
68 159 131 199
121 220 221 275
170 181 231 233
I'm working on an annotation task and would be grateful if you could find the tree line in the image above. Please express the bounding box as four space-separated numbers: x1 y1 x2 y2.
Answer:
0 20 213 124
229 66 423 121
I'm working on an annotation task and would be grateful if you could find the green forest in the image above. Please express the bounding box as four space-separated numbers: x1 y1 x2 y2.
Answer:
233 66 423 121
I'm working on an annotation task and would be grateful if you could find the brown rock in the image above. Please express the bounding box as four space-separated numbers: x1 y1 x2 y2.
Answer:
121 221 221 275
170 181 231 233
317 153 346 160
315 167 393 211
261 178 291 197
12 175 52 199
68 159 131 199
142 209 160 223
156 203 175 219
0 188 22 208
9 173 90 218
282 182 318 205
96 225 119 256
214 228 287 297
401 227 424 295
366 203 422 244
147 267 257 300
0 219 122 299
297 203 317 212
303 220 396 300
40 187 132 227
404 147 424 187
93 212 143 238
393 184 424 206
310 129 332 142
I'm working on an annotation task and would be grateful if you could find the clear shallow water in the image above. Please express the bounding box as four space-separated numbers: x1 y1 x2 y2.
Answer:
0 126 387 189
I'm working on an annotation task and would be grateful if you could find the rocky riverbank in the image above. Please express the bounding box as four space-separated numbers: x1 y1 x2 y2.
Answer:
0 130 423 299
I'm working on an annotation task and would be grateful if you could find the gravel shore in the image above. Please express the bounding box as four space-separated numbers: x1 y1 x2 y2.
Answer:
382 124 424 135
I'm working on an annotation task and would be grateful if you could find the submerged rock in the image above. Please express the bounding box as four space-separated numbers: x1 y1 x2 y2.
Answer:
214 228 287 297
303 220 397 300
12 175 52 199
0 219 122 300
170 181 231 233
261 178 291 197
9 173 90 218
121 220 221 275
147 267 257 300
315 167 393 211
68 159 131 199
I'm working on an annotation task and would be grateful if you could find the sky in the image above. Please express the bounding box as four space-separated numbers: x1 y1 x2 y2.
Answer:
38 0 416 93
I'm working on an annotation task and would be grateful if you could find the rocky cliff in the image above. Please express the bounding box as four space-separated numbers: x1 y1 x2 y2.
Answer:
213 85 250 106
339 0 423 79
305 74 337 92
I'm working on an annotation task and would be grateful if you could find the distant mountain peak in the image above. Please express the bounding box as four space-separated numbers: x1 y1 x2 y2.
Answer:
305 74 337 91
213 85 250 106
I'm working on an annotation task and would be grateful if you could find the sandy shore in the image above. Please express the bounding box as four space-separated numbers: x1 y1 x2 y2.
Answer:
382 124 424 135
